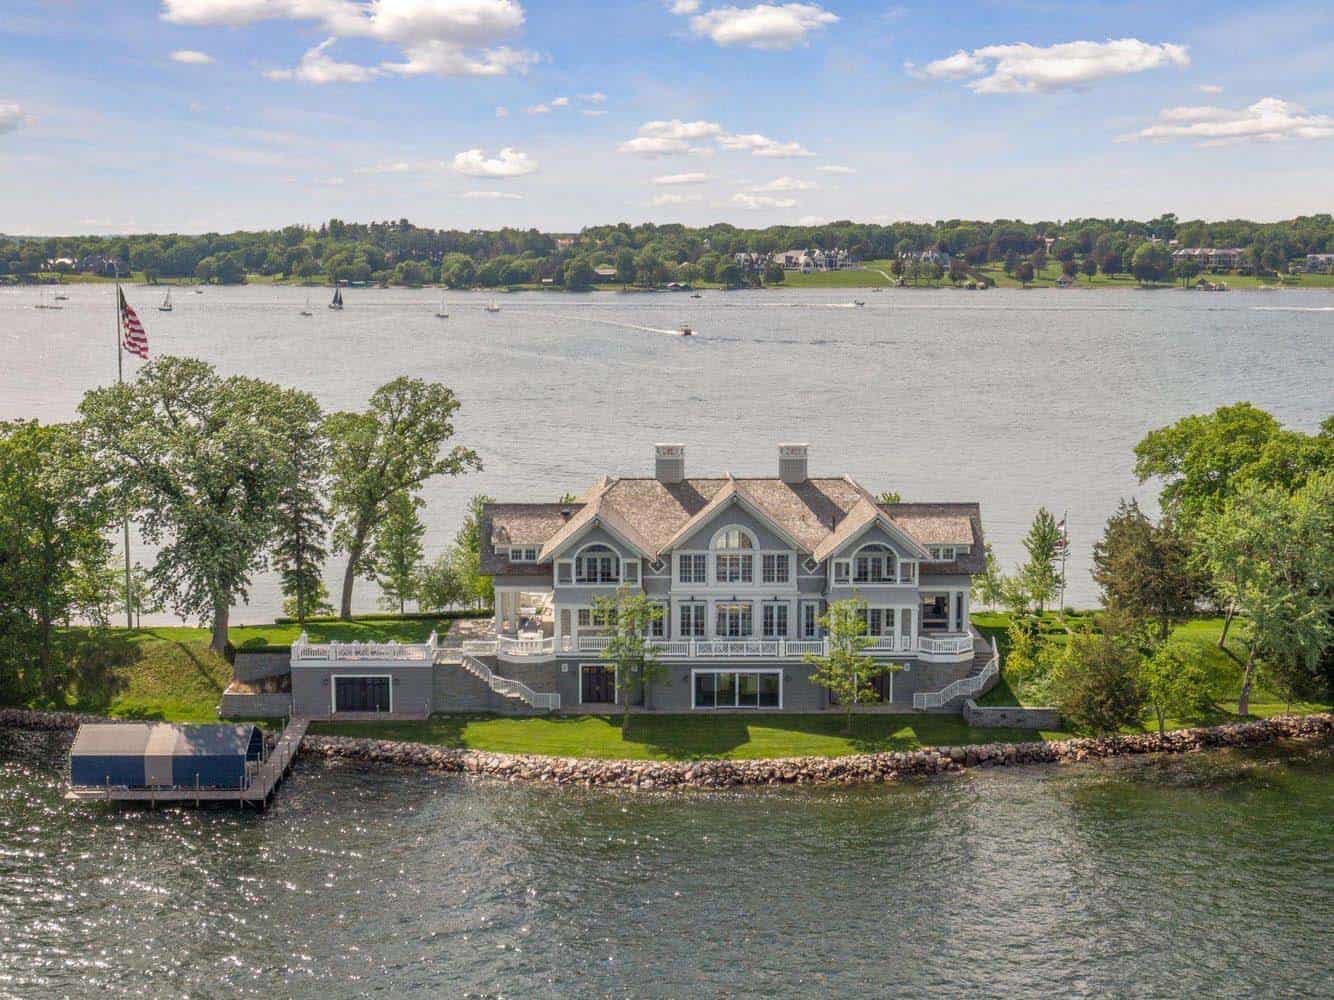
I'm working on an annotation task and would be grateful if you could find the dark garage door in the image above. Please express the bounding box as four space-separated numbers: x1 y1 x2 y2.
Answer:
335 676 391 713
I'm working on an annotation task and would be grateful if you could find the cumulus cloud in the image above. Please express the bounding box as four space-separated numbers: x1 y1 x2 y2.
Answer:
353 161 420 174
651 192 703 206
1121 97 1334 146
667 0 700 13
551 96 569 107
731 192 797 209
717 132 814 157
686 3 837 50
170 49 215 64
528 103 551 114
495 105 509 117
579 91 606 103
0 103 27 134
816 164 854 174
452 146 538 177
751 175 816 191
463 190 524 199
915 38 1189 94
165 0 536 80
1197 83 1223 94
265 38 380 83
619 119 812 158
654 171 710 184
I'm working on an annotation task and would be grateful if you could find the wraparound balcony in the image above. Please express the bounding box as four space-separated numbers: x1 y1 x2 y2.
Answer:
462 632 976 663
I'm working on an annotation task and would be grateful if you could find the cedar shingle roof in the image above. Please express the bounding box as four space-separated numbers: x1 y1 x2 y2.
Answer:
482 482 985 574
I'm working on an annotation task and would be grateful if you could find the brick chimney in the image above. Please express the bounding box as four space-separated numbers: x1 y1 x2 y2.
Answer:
655 443 685 484
779 443 809 484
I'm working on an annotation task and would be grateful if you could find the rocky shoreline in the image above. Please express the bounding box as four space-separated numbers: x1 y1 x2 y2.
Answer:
5 708 1327 790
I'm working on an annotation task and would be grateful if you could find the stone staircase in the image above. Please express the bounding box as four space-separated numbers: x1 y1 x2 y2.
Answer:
913 636 1001 710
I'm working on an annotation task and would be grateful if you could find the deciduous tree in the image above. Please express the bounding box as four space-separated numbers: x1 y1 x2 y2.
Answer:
371 491 425 614
803 598 888 733
1091 500 1201 641
1051 629 1146 734
592 588 666 727
1021 508 1062 613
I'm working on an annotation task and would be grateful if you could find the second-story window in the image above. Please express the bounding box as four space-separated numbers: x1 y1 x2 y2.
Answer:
853 544 897 583
678 553 707 584
575 544 619 584
762 553 790 584
680 602 706 638
712 527 754 584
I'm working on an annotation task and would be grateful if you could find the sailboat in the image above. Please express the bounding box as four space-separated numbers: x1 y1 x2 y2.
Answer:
158 288 173 312
484 299 500 313
300 294 313 317
329 286 344 310
435 293 448 319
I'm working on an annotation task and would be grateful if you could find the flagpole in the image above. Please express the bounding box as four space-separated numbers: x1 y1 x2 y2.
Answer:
1057 508 1069 616
116 280 133 630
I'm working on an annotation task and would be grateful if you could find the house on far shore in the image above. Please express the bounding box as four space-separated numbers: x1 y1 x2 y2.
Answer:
1302 253 1334 274
1171 247 1245 272
266 445 997 722
592 265 617 283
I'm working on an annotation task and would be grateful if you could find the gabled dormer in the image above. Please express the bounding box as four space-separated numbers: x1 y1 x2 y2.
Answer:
813 499 931 588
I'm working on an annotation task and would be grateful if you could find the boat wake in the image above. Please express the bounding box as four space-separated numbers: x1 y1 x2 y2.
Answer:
506 309 687 337
1250 306 1334 312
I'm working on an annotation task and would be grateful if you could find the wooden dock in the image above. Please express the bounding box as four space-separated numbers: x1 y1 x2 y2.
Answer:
65 717 309 809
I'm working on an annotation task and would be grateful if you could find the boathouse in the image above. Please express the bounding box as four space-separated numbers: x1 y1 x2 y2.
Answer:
69 723 264 790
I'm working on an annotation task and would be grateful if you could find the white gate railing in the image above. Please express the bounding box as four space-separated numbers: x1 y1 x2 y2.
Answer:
914 638 998 709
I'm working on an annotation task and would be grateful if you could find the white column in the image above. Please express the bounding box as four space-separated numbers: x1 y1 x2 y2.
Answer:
961 590 970 633
948 590 958 632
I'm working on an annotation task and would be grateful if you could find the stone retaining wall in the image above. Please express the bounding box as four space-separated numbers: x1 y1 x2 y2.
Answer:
4 707 1328 791
232 651 291 683
218 692 292 718
962 699 1062 730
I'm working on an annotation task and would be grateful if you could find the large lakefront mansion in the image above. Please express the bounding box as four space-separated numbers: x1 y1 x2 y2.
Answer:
278 445 998 720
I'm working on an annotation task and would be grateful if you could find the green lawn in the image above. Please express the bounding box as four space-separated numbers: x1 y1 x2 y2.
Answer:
309 711 1066 761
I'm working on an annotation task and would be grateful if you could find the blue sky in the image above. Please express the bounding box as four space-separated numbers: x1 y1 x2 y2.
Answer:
2 0 1332 234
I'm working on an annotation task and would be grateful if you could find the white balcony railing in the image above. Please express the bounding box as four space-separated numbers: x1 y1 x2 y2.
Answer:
292 631 437 663
914 638 999 709
916 634 975 656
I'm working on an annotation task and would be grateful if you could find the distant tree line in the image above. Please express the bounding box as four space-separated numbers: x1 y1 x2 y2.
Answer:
3 212 1332 287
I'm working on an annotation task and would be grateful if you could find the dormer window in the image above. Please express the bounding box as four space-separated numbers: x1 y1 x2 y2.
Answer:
853 543 896 583
575 544 619 584
509 546 539 563
712 527 755 584
927 546 957 562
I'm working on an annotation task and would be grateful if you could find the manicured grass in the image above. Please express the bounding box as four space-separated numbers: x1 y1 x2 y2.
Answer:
310 711 1068 761
780 266 895 289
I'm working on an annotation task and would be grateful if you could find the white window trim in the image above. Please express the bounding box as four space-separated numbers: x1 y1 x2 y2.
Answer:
851 542 898 584
578 662 618 705
690 668 784 710
571 542 623 586
508 546 539 563
331 674 393 715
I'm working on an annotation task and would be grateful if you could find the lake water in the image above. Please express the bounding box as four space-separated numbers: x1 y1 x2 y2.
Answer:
3 283 1331 621
1 728 1330 997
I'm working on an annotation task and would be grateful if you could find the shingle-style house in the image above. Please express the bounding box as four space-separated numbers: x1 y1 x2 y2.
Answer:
281 444 997 720
474 444 995 712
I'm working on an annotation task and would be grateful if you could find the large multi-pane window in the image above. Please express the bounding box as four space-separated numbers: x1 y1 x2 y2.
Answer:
712 527 754 583
679 602 706 638
577 607 615 631
761 553 790 584
575 544 619 583
693 670 781 709
859 607 896 636
715 603 753 638
800 602 822 639
853 544 896 583
678 553 707 584
762 603 788 638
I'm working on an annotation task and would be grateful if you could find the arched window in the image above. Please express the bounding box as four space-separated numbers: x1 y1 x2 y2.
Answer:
575 544 619 584
711 526 755 583
853 543 897 583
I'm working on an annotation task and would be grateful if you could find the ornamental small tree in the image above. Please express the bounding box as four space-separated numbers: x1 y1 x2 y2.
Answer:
1050 629 1146 735
804 598 888 734
592 588 667 728
1140 642 1215 735
971 543 1004 610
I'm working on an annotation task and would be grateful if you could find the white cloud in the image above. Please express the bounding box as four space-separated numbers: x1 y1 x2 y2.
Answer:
617 119 724 155
1121 97 1334 146
751 175 816 191
916 38 1189 94
652 192 703 206
528 103 551 114
816 164 854 174
654 171 710 184
1197 83 1223 94
165 0 536 80
731 192 797 209
495 105 509 117
581 109 608 117
452 146 538 177
169 49 215 64
0 103 26 134
265 38 379 84
686 3 838 50
619 119 812 158
717 132 814 157
353 161 419 174
551 96 569 107
579 91 607 103
315 175 345 185
667 0 700 13
463 190 524 199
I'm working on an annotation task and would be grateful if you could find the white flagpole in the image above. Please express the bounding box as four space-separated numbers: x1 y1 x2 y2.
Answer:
1057 509 1069 615
116 278 133 629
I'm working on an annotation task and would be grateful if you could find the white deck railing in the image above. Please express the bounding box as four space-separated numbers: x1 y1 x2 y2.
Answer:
460 654 560 711
916 634 975 655
292 631 436 663
914 638 999 709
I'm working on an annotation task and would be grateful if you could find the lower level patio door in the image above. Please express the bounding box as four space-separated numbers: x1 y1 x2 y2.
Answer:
581 664 617 704
333 675 391 713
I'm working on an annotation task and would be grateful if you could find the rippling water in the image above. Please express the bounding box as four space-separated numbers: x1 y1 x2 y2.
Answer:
3 284 1331 618
2 729 1330 997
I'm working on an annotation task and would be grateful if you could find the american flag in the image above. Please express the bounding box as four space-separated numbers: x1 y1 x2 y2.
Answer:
118 285 148 360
